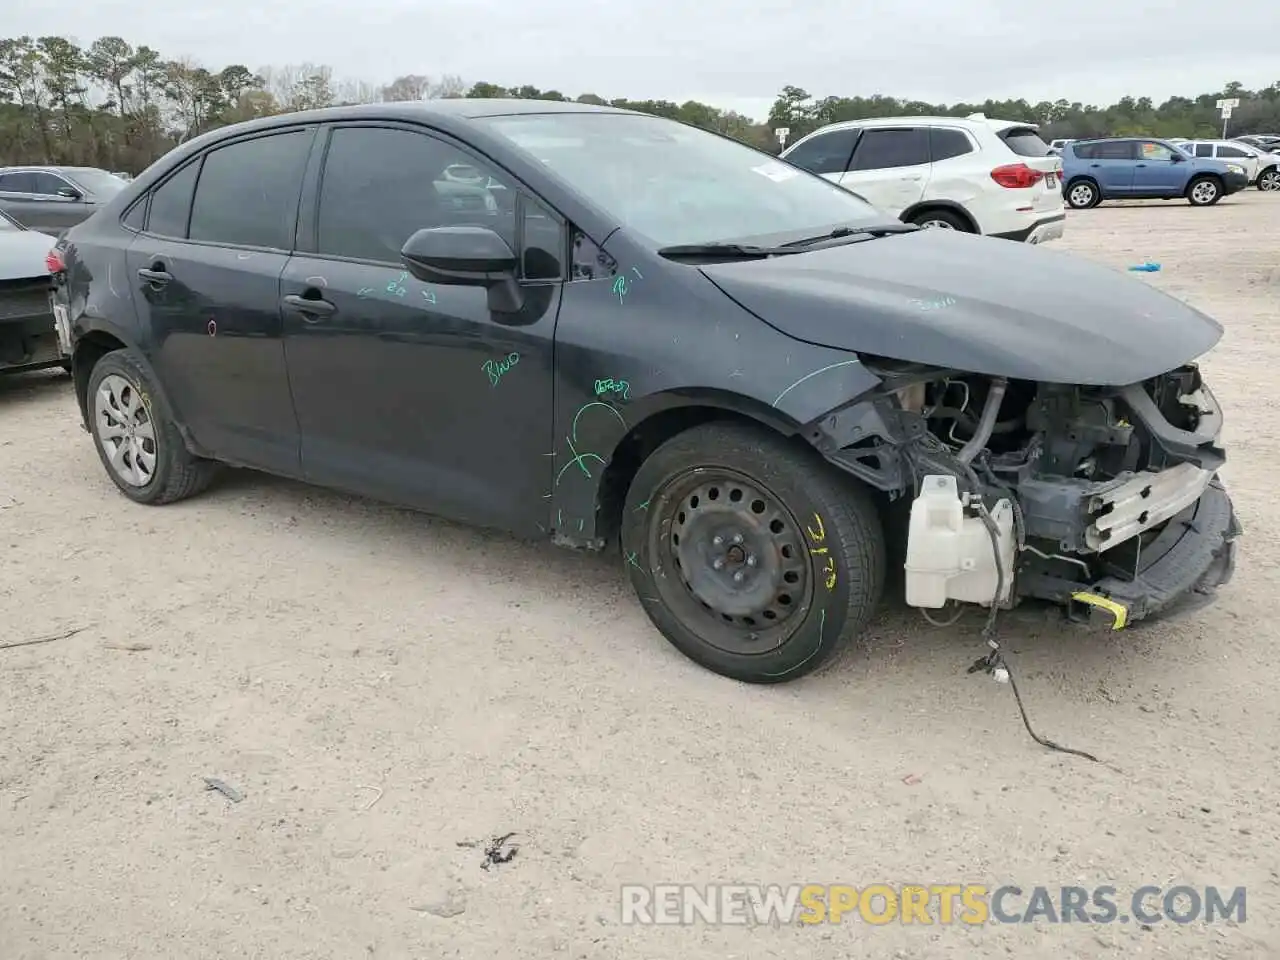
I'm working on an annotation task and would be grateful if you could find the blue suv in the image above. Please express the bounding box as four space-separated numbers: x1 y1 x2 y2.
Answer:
1061 138 1248 208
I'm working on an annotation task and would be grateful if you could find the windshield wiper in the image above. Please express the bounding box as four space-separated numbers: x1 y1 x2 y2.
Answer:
657 242 804 261
783 223 921 247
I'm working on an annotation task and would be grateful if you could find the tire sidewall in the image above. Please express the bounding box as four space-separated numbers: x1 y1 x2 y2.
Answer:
620 435 872 682
1066 180 1098 209
1259 169 1279 191
86 351 176 504
1188 177 1219 205
911 210 968 232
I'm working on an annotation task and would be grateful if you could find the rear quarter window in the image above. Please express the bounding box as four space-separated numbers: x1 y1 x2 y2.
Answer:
999 127 1051 157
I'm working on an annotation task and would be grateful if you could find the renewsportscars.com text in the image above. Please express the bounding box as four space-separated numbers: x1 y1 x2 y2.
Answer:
619 884 1247 926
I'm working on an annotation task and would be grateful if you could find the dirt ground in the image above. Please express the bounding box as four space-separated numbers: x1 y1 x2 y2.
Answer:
2 191 1279 960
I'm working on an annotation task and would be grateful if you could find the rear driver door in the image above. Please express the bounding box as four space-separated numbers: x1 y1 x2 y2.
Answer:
837 127 930 215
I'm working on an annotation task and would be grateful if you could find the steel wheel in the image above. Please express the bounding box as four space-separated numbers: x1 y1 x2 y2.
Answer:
648 468 815 656
1190 179 1218 205
93 373 157 487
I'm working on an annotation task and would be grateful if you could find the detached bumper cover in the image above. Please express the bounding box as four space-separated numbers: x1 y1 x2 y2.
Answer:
1072 478 1240 627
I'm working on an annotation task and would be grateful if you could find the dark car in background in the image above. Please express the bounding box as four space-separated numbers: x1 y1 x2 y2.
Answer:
1060 137 1247 208
0 208 66 374
0 166 130 236
49 101 1240 683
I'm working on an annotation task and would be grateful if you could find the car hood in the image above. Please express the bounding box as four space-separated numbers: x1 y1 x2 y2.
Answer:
0 229 54 281
699 229 1223 386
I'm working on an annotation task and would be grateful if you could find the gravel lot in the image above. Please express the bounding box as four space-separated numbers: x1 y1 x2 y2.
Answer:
2 192 1278 960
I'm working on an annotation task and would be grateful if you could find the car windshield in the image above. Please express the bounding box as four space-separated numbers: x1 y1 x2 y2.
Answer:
479 112 885 247
66 168 128 196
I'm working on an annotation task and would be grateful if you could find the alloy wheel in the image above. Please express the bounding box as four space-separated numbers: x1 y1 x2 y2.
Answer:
93 373 157 487
1260 170 1280 191
920 219 955 230
1068 184 1095 207
1191 180 1218 204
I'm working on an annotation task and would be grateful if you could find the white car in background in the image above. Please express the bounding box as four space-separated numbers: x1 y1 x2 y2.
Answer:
1179 139 1280 190
780 114 1066 244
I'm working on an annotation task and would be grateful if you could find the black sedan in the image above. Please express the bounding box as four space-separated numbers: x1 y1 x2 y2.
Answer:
50 100 1240 683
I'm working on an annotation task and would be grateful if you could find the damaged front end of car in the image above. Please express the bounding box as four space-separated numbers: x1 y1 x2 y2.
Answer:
809 358 1242 629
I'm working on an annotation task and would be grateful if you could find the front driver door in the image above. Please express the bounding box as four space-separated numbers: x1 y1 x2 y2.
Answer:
1132 141 1185 196
837 127 930 215
281 122 561 536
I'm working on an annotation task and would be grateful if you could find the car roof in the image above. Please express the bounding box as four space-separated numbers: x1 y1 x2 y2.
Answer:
791 113 1038 139
155 98 646 164
273 98 633 124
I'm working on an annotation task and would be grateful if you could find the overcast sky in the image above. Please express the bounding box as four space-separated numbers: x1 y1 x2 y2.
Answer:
14 0 1280 120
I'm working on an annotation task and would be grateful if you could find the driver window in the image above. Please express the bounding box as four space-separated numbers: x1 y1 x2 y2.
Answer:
316 126 516 263
1138 141 1175 162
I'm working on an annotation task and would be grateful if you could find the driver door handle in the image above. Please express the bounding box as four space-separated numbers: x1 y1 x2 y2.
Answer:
137 267 172 284
282 294 337 319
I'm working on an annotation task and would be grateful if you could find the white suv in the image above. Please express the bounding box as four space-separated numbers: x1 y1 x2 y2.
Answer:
779 114 1066 244
1180 139 1280 190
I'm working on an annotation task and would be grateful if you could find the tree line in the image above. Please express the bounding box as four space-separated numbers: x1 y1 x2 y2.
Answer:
2 34 1278 174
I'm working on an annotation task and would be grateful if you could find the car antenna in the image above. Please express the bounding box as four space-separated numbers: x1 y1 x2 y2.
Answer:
965 497 1102 764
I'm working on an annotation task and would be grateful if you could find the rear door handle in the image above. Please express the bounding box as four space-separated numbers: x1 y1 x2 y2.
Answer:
282 294 337 319
137 268 172 284
1089 163 1101 168
1135 163 1147 168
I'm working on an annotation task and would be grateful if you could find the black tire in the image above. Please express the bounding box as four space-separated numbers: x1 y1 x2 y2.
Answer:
620 422 886 683
86 348 217 505
1065 179 1100 209
1257 167 1280 192
909 209 971 232
1186 176 1222 206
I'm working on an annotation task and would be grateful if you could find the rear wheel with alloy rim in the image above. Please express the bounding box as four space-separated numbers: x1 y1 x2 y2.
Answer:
1258 168 1280 191
1066 180 1099 208
620 422 885 683
910 209 970 231
87 349 218 504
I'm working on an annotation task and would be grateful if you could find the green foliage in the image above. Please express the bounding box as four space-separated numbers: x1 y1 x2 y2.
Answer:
1 32 1277 174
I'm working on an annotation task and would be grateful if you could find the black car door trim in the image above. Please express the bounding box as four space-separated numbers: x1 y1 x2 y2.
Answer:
294 119 570 280
125 124 321 255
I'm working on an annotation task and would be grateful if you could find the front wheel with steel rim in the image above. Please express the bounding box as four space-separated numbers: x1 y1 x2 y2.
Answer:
86 349 217 505
1186 176 1221 206
1066 180 1099 209
620 422 886 683
1257 168 1280 191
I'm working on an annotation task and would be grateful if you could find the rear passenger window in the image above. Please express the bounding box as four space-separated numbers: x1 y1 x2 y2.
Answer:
147 160 200 238
929 128 973 162
784 129 859 175
1194 144 1213 158
1095 141 1136 161
316 126 515 263
850 129 929 170
188 131 312 249
0 171 37 193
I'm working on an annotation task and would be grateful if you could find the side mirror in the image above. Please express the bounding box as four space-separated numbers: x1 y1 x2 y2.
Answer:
401 226 523 313
56 187 83 200
1170 153 1184 162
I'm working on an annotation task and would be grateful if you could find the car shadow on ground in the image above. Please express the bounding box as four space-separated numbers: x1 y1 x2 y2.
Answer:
201 464 1154 709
